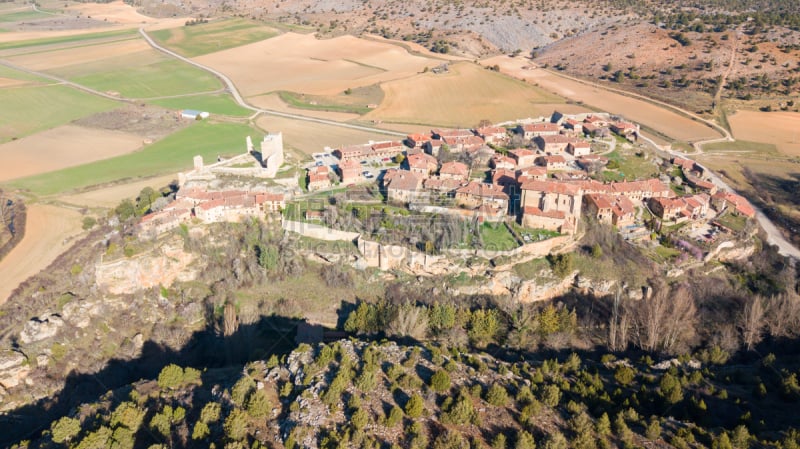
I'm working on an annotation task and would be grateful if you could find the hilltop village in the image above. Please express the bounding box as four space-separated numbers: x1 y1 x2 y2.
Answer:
137 111 755 265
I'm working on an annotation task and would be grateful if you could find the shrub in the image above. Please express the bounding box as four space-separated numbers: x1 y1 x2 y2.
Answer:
492 434 508 449
157 364 185 390
543 431 568 449
430 370 451 392
246 390 271 418
614 365 636 386
540 384 561 407
351 408 369 430
192 421 210 440
515 430 536 449
231 376 256 408
433 430 469 449
646 417 662 440
200 402 222 423
405 394 424 418
485 384 510 407
110 402 145 430
386 406 403 427
224 409 249 441
442 392 476 425
51 417 81 444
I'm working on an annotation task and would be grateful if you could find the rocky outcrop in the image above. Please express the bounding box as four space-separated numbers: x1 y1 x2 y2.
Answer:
95 240 200 295
0 350 30 390
19 313 64 344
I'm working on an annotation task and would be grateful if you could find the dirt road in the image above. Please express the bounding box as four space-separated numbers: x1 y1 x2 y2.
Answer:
0 204 82 304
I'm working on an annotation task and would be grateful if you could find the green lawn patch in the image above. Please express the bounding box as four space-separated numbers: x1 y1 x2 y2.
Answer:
653 245 681 261
150 19 278 57
0 84 118 143
480 222 519 251
71 58 221 99
277 84 383 115
6 121 256 195
149 93 251 117
715 212 747 233
0 28 136 51
0 64 50 83
703 139 778 155
602 149 660 181
512 257 551 280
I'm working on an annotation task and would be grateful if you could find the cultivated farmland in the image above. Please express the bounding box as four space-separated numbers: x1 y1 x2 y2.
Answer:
365 61 583 127
194 32 438 97
6 121 256 196
149 93 251 117
728 110 800 157
0 125 144 182
0 84 119 142
150 18 278 57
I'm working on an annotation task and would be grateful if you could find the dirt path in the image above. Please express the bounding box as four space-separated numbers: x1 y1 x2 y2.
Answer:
0 203 82 304
713 31 738 113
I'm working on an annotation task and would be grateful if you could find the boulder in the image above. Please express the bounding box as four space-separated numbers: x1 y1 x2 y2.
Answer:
20 313 64 344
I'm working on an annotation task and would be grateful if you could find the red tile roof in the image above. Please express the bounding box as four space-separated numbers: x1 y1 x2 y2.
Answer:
439 161 469 177
523 206 566 219
520 180 581 196
456 181 509 200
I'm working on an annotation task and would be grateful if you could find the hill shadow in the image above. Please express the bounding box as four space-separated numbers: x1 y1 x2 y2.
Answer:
0 314 304 446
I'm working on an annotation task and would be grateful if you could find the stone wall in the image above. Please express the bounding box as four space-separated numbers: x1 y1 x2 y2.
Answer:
356 237 443 271
445 235 572 259
281 220 360 242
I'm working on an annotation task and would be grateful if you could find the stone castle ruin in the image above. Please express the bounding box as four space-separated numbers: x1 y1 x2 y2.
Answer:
179 133 285 186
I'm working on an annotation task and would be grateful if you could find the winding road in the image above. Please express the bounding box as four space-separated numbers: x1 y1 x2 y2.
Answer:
138 28 406 138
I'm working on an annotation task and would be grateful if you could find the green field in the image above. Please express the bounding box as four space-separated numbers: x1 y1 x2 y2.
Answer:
0 63 49 82
0 9 50 22
480 222 519 251
69 58 221 99
0 84 118 142
703 139 779 155
149 93 251 117
277 84 383 115
600 149 660 182
6 121 257 195
150 19 278 57
0 28 137 51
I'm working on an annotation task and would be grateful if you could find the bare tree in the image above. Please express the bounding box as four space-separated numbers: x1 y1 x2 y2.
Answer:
767 292 800 339
223 301 239 337
387 304 429 340
630 281 697 354
739 296 767 351
608 288 629 352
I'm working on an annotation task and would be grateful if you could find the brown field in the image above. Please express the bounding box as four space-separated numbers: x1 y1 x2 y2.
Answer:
361 34 467 61
482 55 722 142
0 125 144 182
4 37 150 70
0 203 82 304
249 93 362 122
256 115 395 156
62 0 158 25
728 110 800 157
0 77 31 88
195 32 438 97
365 61 587 127
60 173 177 208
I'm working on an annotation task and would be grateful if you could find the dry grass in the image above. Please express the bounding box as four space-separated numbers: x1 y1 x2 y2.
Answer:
194 32 439 97
0 125 144 182
728 110 800 157
255 115 394 156
483 54 722 142
0 203 82 304
59 174 177 208
365 61 581 127
5 37 150 71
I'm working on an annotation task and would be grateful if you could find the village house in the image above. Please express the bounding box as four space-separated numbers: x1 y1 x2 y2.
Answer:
406 152 438 178
648 194 710 222
443 135 485 152
475 126 509 144
508 148 537 168
424 139 444 156
536 155 568 171
194 192 284 223
405 133 432 149
423 177 464 195
581 122 609 138
432 128 474 140
490 154 516 170
517 122 560 139
516 166 547 184
334 140 405 162
439 161 470 181
305 210 324 221
576 155 609 172
563 119 583 133
566 140 591 157
611 122 638 137
711 191 756 218
383 169 425 204
534 134 576 153
583 115 609 127
609 179 673 201
584 194 635 227
519 180 583 234
338 160 362 185
138 200 193 237
552 172 589 181
455 181 509 211
307 165 331 191
491 169 518 189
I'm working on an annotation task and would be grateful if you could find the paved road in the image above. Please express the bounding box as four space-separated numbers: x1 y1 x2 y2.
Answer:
138 28 406 138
